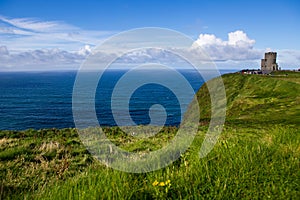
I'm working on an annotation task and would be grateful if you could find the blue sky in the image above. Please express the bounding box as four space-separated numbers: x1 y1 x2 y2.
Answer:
0 0 299 70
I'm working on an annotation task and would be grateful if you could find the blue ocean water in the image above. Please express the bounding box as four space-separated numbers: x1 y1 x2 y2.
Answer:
0 69 233 130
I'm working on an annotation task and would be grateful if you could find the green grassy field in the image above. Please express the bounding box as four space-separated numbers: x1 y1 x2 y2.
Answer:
1 71 299 199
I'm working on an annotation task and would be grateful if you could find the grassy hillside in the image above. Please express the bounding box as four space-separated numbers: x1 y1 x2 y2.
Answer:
197 71 300 126
1 72 299 199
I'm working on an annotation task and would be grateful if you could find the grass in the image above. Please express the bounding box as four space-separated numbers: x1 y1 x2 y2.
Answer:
1 71 299 199
197 71 300 125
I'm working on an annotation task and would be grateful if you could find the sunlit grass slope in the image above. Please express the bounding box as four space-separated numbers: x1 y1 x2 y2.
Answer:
197 71 300 125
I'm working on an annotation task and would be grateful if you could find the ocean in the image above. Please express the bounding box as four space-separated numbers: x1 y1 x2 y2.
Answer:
0 69 233 130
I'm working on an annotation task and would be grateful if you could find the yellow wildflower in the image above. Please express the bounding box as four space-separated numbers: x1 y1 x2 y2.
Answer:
153 179 171 187
152 180 159 186
159 182 165 186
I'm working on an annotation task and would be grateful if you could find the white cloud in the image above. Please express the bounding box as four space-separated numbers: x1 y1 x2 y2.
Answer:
0 15 115 52
193 34 224 46
227 30 255 46
192 30 261 61
0 45 89 70
78 45 92 56
0 45 9 55
0 15 67 33
277 50 300 69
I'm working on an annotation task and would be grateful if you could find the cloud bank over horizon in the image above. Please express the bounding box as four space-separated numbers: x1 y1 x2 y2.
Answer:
1 16 299 71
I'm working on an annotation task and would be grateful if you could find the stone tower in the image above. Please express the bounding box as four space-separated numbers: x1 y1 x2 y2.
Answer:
261 52 278 74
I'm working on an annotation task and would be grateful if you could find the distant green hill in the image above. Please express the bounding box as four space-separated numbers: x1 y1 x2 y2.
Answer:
196 71 300 126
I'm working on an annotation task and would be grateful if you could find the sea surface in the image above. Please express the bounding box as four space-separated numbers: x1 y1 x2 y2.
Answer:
0 69 234 130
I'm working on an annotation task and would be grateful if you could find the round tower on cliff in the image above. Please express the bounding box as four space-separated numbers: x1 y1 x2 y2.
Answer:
261 52 279 74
